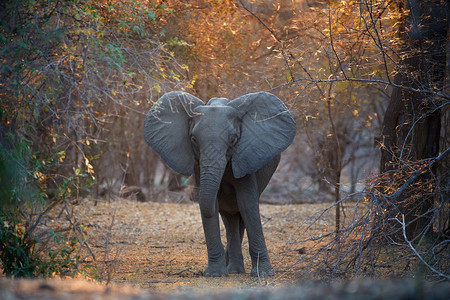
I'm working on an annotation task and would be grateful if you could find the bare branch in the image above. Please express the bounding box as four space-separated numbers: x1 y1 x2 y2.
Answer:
238 0 294 82
387 147 450 201
397 215 450 280
328 2 348 80
270 77 450 101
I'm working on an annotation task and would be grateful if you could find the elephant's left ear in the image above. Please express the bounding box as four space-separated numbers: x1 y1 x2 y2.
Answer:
228 92 296 178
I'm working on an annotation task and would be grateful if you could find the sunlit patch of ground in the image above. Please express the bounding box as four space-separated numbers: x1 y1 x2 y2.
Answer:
46 198 332 292
3 198 450 299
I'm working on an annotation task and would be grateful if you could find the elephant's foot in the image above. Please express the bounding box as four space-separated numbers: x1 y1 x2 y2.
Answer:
227 261 245 274
204 263 229 277
250 261 274 277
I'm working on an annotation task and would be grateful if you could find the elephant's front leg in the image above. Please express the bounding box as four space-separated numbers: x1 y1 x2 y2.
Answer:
220 211 245 274
201 211 228 277
235 175 274 277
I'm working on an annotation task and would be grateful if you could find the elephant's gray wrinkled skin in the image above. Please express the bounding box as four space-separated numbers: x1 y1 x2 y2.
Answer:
143 91 296 277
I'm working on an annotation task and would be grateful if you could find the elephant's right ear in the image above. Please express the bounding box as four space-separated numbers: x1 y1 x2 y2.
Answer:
143 91 204 176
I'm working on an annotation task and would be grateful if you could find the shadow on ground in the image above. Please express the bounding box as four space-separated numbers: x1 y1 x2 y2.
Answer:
1 277 450 300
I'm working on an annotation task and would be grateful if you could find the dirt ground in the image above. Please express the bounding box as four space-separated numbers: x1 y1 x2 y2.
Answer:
42 197 332 292
2 198 450 299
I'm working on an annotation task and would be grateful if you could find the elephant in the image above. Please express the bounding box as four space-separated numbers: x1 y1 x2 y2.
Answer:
143 91 296 277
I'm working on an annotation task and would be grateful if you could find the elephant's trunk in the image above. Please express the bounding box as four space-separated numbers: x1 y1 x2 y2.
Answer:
198 161 226 219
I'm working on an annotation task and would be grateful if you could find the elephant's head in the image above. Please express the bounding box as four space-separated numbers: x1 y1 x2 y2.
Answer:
144 91 296 217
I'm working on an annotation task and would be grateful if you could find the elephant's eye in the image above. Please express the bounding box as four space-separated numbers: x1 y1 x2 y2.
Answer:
191 136 198 145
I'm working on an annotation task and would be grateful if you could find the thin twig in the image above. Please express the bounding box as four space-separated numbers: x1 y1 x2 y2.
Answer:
238 0 294 82
398 215 450 280
398 101 448 164
388 147 450 201
268 77 450 101
328 1 348 80
100 209 117 283
64 201 96 261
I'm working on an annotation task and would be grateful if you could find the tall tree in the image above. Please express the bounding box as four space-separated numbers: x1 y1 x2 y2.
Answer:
380 0 449 238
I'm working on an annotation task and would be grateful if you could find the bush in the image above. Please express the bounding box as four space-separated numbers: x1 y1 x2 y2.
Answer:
0 137 79 278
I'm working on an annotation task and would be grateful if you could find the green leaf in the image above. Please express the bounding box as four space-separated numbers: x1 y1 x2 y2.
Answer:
147 9 155 20
285 69 292 82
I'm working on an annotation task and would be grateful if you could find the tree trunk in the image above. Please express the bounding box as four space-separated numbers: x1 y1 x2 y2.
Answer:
380 0 448 239
437 22 450 238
